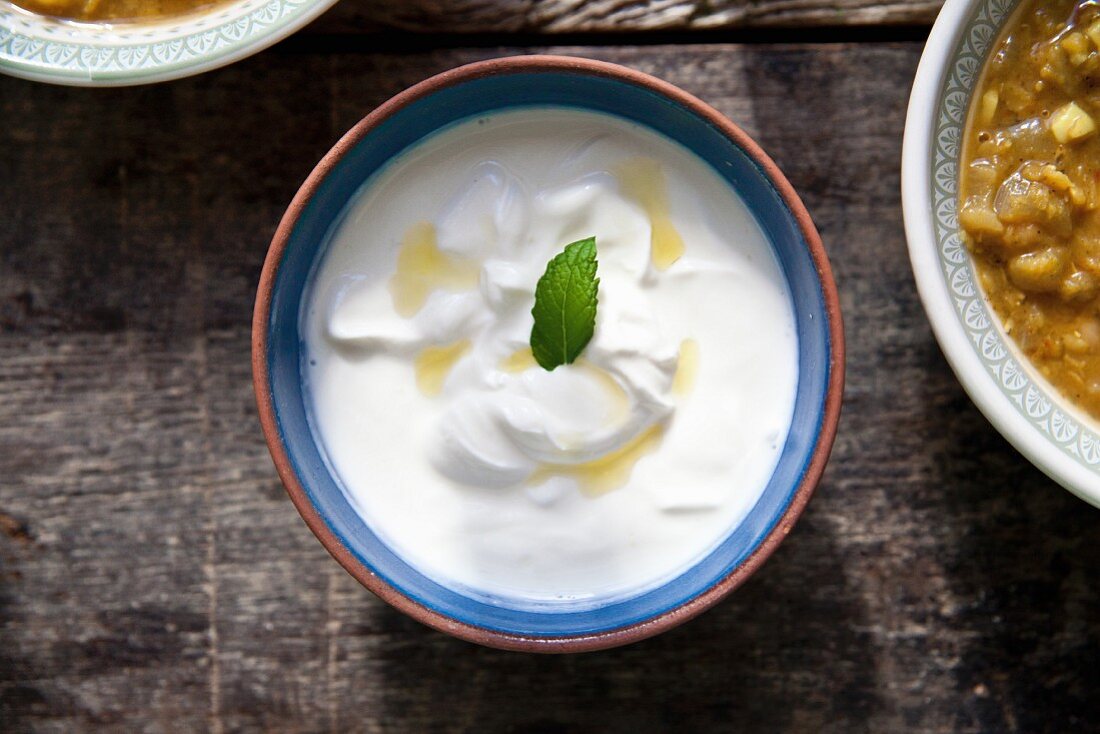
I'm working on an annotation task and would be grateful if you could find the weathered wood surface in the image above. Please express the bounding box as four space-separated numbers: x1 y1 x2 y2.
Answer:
313 0 942 34
2 42 1099 734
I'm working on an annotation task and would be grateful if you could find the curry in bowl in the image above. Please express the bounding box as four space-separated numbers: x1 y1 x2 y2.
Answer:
959 0 1100 420
9 0 232 22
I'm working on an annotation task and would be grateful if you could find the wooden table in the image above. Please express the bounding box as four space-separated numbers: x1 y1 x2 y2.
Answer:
3 1 1099 731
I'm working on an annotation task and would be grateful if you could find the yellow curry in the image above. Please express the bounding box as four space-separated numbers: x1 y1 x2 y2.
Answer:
11 0 233 22
960 0 1100 419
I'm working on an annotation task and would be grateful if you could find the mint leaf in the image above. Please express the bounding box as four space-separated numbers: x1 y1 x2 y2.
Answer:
530 237 599 371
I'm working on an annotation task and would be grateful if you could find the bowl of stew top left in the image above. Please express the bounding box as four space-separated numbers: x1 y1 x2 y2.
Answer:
0 0 339 86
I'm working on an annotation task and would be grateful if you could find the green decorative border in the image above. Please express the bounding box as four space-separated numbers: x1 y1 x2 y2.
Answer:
0 0 319 82
932 0 1100 468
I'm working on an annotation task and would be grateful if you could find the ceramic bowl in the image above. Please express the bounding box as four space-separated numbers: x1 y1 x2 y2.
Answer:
253 55 844 651
0 0 338 86
903 0 1100 506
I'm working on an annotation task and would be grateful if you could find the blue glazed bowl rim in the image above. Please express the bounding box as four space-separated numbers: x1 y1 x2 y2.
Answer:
253 55 845 652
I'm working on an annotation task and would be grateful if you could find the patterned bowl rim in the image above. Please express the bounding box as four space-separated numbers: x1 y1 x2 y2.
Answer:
902 0 1100 505
0 0 339 86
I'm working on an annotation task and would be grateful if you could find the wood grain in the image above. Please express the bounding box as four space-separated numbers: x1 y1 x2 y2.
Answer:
1 42 1099 733
314 0 942 33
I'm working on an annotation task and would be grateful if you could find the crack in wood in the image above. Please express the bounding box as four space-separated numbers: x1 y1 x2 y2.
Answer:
0 510 34 545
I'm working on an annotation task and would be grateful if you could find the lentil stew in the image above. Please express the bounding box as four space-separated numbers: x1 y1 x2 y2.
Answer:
960 0 1100 420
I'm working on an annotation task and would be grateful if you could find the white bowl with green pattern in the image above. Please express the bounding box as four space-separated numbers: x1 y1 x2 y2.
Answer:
0 0 338 86
903 0 1100 506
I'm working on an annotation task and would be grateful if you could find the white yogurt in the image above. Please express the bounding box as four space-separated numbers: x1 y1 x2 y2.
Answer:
304 108 798 606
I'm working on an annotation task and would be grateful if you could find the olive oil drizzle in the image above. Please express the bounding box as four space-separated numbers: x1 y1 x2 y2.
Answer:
615 158 687 270
388 221 480 318
672 339 700 396
529 423 667 497
414 341 471 397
